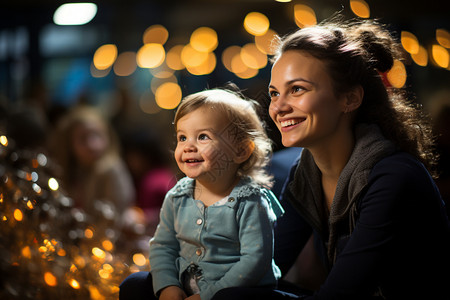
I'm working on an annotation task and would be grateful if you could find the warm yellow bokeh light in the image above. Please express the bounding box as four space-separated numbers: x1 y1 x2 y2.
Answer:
222 46 241 72
84 228 94 239
136 43 165 68
102 240 114 252
181 44 208 68
186 52 216 75
22 246 31 259
350 0 370 18
69 279 80 289
236 67 259 79
244 12 270 36
44 272 57 287
276 0 291 2
241 43 267 69
48 177 59 191
92 247 106 260
255 29 278 55
114 52 137 76
432 44 450 68
0 135 8 146
155 82 182 110
93 44 118 70
294 4 317 28
401 31 419 54
411 45 428 66
231 53 248 74
386 60 407 88
190 27 218 52
166 45 185 70
14 209 23 221
143 24 169 45
436 29 450 49
133 253 147 266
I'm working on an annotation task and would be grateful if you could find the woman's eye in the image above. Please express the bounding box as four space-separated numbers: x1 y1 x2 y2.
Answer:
292 86 304 93
269 90 279 98
198 133 210 141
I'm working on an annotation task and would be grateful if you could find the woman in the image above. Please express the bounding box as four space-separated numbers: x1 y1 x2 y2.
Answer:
213 18 450 299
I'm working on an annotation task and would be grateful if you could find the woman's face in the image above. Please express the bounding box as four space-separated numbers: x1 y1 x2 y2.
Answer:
268 50 347 149
71 120 109 166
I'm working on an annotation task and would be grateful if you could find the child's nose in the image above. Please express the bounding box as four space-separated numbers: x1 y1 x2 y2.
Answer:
183 140 197 152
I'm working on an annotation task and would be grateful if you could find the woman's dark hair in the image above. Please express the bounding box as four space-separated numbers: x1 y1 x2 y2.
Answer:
273 17 438 176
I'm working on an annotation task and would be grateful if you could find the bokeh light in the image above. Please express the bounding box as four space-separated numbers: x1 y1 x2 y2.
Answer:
436 29 450 48
136 43 165 68
48 178 59 191
401 31 420 54
235 67 259 79
222 46 241 72
93 44 118 70
181 44 208 68
255 28 278 55
143 24 169 45
132 253 147 266
294 4 317 28
244 12 270 36
186 52 217 75
190 27 218 52
113 52 137 76
44 272 57 287
149 61 175 78
240 43 267 69
155 82 182 110
151 75 178 94
350 0 370 18
411 45 428 66
166 45 185 70
386 60 407 88
53 3 97 25
431 44 450 68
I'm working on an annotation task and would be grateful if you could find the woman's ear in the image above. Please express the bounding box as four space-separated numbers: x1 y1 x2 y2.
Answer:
342 85 364 113
234 140 254 164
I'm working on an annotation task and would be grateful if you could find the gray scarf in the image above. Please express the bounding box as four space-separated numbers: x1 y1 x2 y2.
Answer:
288 124 396 265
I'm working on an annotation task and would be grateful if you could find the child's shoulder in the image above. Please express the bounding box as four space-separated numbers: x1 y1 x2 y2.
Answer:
166 176 195 198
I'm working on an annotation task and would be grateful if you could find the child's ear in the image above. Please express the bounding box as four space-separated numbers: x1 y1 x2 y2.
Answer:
234 140 254 164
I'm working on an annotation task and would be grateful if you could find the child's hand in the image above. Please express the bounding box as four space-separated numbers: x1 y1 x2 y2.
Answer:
159 286 187 300
185 295 201 300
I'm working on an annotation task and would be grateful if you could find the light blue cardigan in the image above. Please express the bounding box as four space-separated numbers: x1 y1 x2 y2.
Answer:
149 176 283 300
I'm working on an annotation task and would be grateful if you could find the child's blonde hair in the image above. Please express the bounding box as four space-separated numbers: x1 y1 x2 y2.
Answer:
173 88 273 188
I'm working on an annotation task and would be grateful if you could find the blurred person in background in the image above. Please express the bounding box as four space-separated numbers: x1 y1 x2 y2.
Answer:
50 105 135 229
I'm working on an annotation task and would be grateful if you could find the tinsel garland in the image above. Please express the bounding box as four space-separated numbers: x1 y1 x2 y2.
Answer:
0 133 151 299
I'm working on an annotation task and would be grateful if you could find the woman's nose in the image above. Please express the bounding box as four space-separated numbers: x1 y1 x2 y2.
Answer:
270 96 291 116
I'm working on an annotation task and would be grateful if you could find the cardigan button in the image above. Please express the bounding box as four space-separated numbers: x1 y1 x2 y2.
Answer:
195 248 202 256
196 218 203 225
228 197 235 202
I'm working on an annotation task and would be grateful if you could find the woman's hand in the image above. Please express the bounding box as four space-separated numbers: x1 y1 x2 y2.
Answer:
159 286 187 300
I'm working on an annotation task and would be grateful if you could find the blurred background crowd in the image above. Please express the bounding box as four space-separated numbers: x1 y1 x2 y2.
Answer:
0 0 449 299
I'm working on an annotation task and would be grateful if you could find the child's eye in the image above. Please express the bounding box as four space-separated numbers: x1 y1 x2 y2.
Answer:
178 135 186 142
198 133 211 141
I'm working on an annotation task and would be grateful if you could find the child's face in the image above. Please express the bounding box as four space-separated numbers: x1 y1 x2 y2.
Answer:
174 106 241 184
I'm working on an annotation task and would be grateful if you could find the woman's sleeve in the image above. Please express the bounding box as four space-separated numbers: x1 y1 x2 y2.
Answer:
199 195 276 300
149 194 182 295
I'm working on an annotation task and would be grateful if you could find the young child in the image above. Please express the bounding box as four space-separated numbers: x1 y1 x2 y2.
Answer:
119 88 283 300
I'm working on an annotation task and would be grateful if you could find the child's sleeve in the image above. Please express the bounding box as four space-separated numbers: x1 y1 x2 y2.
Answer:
149 193 182 296
199 191 280 300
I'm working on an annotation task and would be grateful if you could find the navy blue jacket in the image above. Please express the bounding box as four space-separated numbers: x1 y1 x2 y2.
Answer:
275 152 450 299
